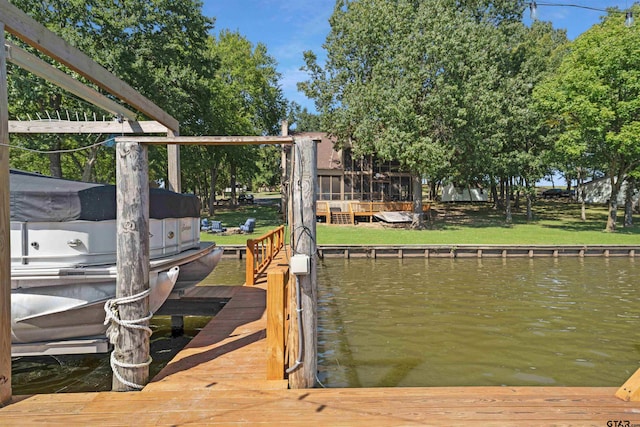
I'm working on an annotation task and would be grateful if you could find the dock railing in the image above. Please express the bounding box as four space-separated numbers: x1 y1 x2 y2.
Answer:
266 264 291 380
246 225 285 286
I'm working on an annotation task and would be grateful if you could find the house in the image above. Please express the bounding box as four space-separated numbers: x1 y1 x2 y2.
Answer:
577 177 639 206
285 132 417 202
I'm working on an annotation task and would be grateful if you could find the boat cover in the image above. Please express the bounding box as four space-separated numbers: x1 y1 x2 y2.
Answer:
10 169 200 222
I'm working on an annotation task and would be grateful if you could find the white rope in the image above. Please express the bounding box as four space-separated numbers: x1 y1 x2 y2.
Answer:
110 352 152 390
103 288 154 390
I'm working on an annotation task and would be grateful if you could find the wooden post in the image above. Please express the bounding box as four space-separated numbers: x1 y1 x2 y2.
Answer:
166 128 180 193
0 22 13 405
164 130 185 333
167 145 180 192
112 141 151 391
288 137 318 388
246 239 255 286
267 268 287 380
281 119 290 222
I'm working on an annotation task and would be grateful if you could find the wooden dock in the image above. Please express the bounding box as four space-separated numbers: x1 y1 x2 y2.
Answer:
3 250 640 425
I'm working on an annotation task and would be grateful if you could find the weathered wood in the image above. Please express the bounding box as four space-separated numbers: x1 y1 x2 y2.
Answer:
4 41 136 120
167 144 181 192
166 128 180 193
288 137 318 389
0 22 12 405
0 0 178 131
616 366 640 401
8 120 167 134
112 141 150 391
166 131 181 331
266 267 287 380
115 135 294 145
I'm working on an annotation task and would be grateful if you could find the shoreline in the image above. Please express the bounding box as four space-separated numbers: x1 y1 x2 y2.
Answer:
221 244 640 259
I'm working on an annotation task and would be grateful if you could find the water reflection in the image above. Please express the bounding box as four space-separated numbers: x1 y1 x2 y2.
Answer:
317 257 640 388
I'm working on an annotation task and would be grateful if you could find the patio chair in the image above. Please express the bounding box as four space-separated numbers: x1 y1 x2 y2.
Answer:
209 220 226 233
239 218 256 233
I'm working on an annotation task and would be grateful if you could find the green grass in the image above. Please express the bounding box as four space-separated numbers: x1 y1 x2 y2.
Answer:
201 199 640 246
200 202 284 245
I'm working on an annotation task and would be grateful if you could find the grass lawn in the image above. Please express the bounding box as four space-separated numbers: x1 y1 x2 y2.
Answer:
200 198 640 246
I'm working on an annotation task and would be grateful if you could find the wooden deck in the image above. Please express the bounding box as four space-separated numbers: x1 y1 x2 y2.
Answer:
2 249 640 425
2 386 640 425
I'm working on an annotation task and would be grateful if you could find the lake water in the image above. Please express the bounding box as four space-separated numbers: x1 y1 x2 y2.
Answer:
11 256 640 393
317 257 640 387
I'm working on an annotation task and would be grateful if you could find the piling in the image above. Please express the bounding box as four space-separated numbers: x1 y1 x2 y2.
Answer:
288 136 318 388
110 141 151 391
0 22 12 404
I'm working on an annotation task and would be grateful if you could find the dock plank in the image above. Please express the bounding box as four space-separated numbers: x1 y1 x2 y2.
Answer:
3 387 640 425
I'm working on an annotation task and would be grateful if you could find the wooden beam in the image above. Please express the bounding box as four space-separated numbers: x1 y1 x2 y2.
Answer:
0 0 179 132
5 41 137 120
616 367 640 401
8 120 167 134
114 135 294 145
112 141 150 391
0 22 11 405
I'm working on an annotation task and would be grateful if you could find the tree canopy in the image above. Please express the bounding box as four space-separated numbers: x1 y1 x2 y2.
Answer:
7 0 286 208
534 5 640 231
300 0 567 224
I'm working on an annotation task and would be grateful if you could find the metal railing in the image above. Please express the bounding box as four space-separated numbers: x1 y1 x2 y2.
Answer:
245 225 285 286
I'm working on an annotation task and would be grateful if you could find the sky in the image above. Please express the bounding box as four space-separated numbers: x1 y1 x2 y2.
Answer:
202 1 635 113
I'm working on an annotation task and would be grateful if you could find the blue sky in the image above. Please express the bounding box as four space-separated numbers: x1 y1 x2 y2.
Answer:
202 1 634 113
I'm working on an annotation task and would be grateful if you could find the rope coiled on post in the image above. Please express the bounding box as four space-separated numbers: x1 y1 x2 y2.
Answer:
103 288 154 390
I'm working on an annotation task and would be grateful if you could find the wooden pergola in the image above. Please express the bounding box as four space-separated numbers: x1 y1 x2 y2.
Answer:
0 0 302 400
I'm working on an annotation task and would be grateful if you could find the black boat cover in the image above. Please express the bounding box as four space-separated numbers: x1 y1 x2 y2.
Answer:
10 170 200 222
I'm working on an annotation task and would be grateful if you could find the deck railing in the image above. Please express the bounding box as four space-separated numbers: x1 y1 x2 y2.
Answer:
349 201 413 214
246 225 285 286
266 264 291 380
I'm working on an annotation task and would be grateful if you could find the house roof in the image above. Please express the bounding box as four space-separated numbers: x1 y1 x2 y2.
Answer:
293 131 342 171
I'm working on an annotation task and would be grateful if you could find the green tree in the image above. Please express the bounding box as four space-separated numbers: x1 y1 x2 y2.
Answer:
8 0 215 182
181 31 286 210
288 102 322 133
300 0 527 227
535 6 640 232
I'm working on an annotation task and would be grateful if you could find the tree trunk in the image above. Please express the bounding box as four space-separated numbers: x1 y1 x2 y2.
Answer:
230 162 237 205
505 178 512 225
579 177 586 221
606 174 622 232
82 145 100 182
49 137 62 178
624 177 635 227
411 175 424 229
525 180 533 221
491 181 500 210
209 165 218 214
